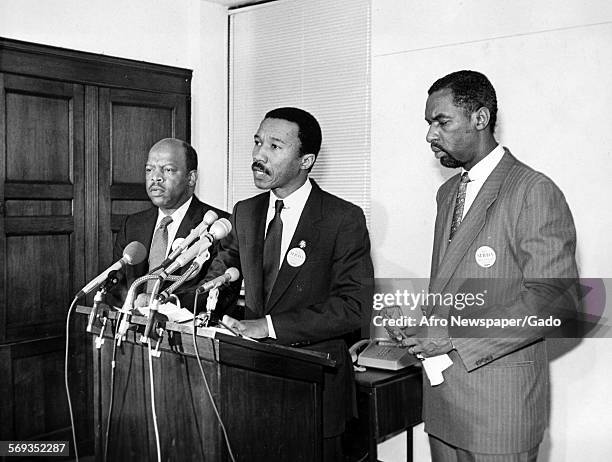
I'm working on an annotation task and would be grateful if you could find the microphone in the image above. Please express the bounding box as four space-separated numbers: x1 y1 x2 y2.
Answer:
160 240 206 277
206 217 232 241
197 267 240 294
171 238 185 252
160 218 232 277
159 210 219 267
76 241 147 298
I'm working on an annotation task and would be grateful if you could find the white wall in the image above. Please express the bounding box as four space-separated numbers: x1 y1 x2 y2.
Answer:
0 0 229 209
371 0 612 460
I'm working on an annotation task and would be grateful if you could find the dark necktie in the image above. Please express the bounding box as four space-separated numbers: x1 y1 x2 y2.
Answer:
449 172 470 241
263 199 284 302
147 215 173 292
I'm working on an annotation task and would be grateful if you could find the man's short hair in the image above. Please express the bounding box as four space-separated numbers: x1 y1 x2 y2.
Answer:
264 107 322 158
181 140 198 171
428 70 498 133
153 138 198 171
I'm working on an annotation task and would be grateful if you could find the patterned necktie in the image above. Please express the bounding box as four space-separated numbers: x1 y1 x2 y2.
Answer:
263 199 284 303
449 172 470 241
147 215 173 292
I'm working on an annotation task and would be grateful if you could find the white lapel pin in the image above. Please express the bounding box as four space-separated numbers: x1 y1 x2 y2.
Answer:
287 247 306 267
475 245 496 268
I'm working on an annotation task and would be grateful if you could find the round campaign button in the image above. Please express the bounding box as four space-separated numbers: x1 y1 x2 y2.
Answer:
475 245 496 268
286 247 306 267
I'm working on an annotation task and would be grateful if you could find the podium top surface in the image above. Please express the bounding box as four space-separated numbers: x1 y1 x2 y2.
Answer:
76 304 335 369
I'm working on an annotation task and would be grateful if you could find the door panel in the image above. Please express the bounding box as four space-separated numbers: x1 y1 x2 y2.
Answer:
6 91 72 182
0 73 87 446
0 74 85 343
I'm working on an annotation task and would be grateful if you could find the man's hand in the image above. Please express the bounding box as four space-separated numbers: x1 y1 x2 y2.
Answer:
221 315 269 339
134 293 151 308
401 334 453 358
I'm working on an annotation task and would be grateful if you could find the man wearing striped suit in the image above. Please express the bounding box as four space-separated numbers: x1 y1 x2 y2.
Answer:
403 70 579 461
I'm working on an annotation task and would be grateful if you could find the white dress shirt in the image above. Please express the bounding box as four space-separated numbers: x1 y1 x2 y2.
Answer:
265 178 312 269
461 144 505 218
153 196 193 256
264 179 313 337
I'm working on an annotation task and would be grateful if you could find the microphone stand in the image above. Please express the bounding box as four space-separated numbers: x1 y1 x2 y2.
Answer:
87 270 119 333
157 250 209 303
115 274 184 346
141 276 163 344
202 287 219 328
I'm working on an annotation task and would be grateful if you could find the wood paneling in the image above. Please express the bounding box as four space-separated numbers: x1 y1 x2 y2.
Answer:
5 200 72 217
0 337 73 441
5 91 71 183
0 37 191 457
83 307 327 462
6 235 71 326
0 73 85 343
0 38 191 95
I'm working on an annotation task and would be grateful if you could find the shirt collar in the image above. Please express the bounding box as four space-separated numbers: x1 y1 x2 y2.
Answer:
268 178 312 211
156 195 193 225
462 144 505 182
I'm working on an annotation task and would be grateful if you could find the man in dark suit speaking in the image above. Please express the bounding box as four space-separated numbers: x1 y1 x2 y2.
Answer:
206 107 374 461
402 70 579 461
112 138 229 309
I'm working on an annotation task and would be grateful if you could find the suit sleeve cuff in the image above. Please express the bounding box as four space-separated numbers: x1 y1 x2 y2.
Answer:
266 315 277 339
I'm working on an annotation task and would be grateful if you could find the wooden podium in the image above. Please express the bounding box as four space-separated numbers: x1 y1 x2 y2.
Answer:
76 306 335 461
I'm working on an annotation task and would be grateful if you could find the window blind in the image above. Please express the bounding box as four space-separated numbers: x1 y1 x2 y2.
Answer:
228 0 371 220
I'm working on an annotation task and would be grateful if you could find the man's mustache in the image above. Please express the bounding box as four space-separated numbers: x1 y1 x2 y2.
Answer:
251 161 270 175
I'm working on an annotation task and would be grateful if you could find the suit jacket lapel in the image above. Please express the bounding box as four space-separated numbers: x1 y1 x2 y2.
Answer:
141 207 158 252
430 150 516 298
174 196 202 240
265 183 322 314
431 182 456 277
244 194 268 317
129 207 157 278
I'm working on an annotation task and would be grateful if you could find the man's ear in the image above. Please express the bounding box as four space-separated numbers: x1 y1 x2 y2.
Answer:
473 107 491 131
300 153 316 171
188 169 198 187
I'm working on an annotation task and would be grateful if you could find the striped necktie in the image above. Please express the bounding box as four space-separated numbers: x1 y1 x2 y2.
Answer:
147 215 173 292
449 172 470 242
262 199 284 303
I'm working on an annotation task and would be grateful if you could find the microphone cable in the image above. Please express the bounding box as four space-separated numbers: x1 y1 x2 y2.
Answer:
63 296 80 462
147 339 162 462
103 317 119 462
192 291 236 462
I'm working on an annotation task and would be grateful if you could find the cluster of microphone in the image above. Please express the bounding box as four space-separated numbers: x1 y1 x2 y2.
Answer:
76 210 240 341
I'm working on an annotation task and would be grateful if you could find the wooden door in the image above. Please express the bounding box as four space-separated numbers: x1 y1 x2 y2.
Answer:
0 73 89 446
0 38 191 457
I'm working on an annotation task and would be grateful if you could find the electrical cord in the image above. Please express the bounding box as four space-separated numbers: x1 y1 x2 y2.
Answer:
147 340 162 462
192 291 236 462
103 318 118 462
64 296 80 462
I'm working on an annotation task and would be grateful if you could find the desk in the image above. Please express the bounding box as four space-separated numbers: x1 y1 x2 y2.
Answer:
353 366 423 462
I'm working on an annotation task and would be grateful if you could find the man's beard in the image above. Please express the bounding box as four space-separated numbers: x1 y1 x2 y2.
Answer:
439 153 464 169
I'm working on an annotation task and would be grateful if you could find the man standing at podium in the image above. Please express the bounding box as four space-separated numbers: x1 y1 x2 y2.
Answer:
112 138 229 309
206 107 374 461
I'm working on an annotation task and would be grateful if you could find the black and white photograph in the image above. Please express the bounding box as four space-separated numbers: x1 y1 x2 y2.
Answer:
0 1 610 461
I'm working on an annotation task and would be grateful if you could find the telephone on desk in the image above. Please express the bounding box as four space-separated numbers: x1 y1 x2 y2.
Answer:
349 339 419 371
